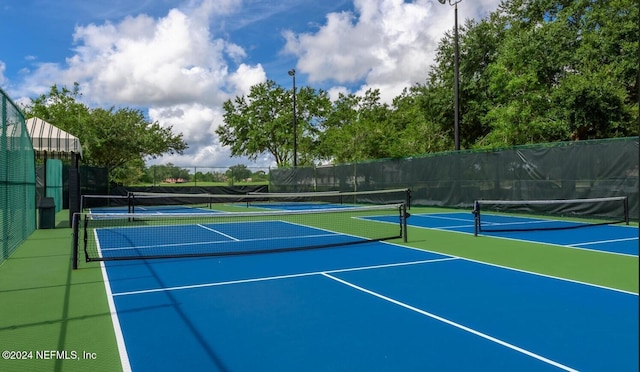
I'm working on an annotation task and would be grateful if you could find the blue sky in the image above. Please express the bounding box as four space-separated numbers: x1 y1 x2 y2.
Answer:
1 0 500 169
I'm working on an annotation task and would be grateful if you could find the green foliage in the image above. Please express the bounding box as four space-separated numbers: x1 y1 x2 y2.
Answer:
217 0 637 164
20 0 639 173
138 163 266 186
217 80 332 167
395 85 452 154
143 164 191 184
320 89 398 162
478 0 638 147
192 171 226 183
226 164 252 185
21 83 188 184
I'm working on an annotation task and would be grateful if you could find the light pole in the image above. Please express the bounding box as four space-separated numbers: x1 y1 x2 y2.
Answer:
438 0 461 151
288 69 298 167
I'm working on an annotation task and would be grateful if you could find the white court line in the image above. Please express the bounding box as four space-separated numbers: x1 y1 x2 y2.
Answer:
197 224 240 241
437 223 476 230
99 232 338 253
322 272 579 372
96 234 132 372
111 257 458 297
414 214 474 223
407 215 639 258
569 236 638 247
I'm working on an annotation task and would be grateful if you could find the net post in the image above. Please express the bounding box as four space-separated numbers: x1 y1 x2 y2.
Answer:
71 212 79 270
472 200 480 237
624 196 629 225
128 192 135 222
402 203 409 243
83 214 90 262
128 192 134 214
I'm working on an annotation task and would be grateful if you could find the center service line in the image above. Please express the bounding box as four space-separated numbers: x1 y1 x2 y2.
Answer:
321 272 578 372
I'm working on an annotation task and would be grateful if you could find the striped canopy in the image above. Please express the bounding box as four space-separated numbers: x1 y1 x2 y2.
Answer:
25 117 82 160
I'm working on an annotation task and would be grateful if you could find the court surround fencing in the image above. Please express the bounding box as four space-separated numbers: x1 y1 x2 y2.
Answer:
270 138 639 220
1 88 36 265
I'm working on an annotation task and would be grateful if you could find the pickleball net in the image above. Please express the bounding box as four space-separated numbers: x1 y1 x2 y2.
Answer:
128 188 411 212
80 194 130 212
473 196 629 235
72 203 408 267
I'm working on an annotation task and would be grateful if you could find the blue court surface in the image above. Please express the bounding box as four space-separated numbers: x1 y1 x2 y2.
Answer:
369 212 639 256
90 205 221 215
249 202 352 211
97 220 638 371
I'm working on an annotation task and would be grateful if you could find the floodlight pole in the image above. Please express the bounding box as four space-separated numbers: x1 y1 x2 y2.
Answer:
439 0 461 151
288 69 298 167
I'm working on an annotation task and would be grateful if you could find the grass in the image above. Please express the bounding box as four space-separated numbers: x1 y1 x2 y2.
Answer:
0 206 637 371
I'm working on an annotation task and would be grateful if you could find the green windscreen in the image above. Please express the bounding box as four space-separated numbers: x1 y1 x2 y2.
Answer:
1 87 36 265
46 159 63 212
270 138 639 221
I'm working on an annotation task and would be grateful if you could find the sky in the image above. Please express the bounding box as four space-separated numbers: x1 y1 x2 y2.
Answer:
0 0 501 171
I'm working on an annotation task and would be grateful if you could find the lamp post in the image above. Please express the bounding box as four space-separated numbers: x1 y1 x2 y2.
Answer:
288 69 298 167
438 0 461 151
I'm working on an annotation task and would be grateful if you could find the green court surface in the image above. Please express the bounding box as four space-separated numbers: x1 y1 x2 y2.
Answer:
0 208 637 372
0 212 120 372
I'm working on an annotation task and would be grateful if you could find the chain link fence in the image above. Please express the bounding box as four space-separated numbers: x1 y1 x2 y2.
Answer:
1 88 36 264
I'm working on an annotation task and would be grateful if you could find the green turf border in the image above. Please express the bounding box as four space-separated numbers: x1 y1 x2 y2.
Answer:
0 211 122 372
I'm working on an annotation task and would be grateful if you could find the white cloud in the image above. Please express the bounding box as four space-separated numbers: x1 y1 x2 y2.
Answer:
326 86 350 102
147 102 275 170
284 0 501 102
12 1 272 168
7 0 502 170
283 0 436 96
227 63 267 97
65 9 236 107
14 2 265 105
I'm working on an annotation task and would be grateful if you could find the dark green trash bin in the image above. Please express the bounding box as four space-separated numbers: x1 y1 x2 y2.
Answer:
38 197 56 229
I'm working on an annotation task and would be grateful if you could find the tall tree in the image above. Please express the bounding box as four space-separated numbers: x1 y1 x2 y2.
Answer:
217 80 331 167
220 0 638 166
226 164 252 183
391 85 450 155
84 107 187 174
24 83 90 137
482 0 637 145
22 84 188 183
320 89 397 162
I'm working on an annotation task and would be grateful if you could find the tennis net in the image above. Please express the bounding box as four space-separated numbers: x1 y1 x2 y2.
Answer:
72 203 408 266
473 196 629 235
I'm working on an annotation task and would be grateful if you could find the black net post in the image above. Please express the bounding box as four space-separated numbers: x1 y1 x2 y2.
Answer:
68 164 80 228
128 192 134 213
473 200 480 237
71 212 79 269
402 203 409 243
624 197 630 225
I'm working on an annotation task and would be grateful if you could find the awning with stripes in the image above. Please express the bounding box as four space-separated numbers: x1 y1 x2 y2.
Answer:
25 117 82 160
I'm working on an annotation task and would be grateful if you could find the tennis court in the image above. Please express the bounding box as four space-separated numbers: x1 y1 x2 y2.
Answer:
85 207 638 371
